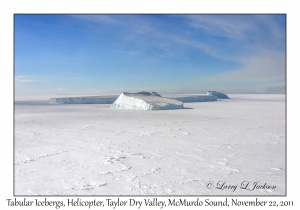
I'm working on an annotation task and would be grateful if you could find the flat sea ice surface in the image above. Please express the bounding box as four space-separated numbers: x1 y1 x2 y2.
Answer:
14 94 285 195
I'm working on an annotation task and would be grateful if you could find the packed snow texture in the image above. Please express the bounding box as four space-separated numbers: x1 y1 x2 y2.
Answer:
207 91 230 99
50 96 118 104
111 92 184 110
15 94 285 195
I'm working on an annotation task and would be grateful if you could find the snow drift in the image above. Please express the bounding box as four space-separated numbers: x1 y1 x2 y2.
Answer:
111 91 184 110
207 91 230 99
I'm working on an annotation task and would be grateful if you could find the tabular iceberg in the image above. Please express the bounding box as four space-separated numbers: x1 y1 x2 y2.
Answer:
49 92 222 105
167 94 217 102
111 91 184 110
49 96 118 104
207 91 230 99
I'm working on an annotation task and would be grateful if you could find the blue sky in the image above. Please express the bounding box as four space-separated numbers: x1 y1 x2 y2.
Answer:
14 14 286 95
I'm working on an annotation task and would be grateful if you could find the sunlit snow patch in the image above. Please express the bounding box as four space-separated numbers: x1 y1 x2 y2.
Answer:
111 91 184 110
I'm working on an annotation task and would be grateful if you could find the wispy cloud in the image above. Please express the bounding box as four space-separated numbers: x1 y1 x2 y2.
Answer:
59 71 73 75
71 15 211 59
185 15 285 52
195 50 285 85
115 49 142 56
15 76 38 83
69 15 286 91
15 15 285 95
186 15 257 39
71 15 120 24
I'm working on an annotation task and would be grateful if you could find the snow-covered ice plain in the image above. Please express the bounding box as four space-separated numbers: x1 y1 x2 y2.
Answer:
14 94 285 195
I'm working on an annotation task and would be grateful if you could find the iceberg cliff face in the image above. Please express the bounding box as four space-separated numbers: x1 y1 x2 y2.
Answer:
112 92 184 110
